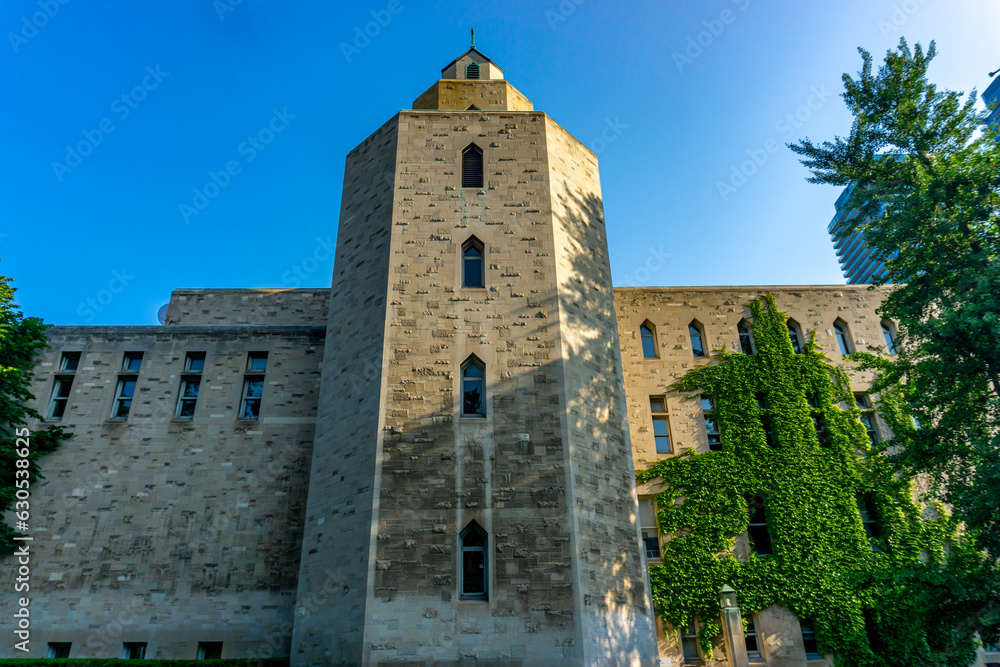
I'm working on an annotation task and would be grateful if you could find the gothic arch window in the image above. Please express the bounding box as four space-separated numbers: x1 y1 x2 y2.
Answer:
640 321 658 359
833 319 852 355
881 321 897 355
689 320 706 358
465 61 481 80
738 320 755 355
467 104 480 110
459 521 488 600
462 237 485 288
787 319 804 354
462 143 484 188
461 356 485 417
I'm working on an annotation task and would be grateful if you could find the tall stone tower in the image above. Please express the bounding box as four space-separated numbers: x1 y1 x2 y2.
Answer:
292 44 657 665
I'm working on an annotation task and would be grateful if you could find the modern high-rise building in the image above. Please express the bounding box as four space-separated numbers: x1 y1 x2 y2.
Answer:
829 69 1000 285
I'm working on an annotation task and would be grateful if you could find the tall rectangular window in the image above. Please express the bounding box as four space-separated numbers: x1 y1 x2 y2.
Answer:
650 397 671 453
460 522 488 600
638 498 661 561
747 495 774 556
680 620 701 664
744 615 763 662
47 378 74 420
702 395 722 451
462 144 484 188
240 377 264 420
800 620 821 659
176 378 201 419
111 377 138 420
855 393 880 447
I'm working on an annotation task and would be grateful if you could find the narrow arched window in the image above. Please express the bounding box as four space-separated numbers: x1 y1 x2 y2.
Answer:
746 495 773 556
462 144 483 188
462 237 485 288
833 320 852 355
465 62 481 80
460 522 488 600
738 320 755 355
787 319 803 354
640 322 657 359
689 321 706 358
461 356 485 417
881 321 896 355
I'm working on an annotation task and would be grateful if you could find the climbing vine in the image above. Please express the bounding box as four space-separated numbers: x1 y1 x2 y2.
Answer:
636 295 985 667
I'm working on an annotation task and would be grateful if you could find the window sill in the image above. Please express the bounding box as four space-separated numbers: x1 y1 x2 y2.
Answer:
236 418 260 423
460 415 486 420
457 596 489 603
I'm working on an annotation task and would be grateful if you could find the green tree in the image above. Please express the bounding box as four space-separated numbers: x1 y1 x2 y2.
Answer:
0 273 67 553
789 38 1000 658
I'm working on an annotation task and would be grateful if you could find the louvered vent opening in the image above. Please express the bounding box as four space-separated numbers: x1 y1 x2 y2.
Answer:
466 62 481 79
462 145 483 188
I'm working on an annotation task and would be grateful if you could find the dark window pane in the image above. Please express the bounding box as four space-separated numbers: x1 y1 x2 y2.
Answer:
464 257 484 288
462 550 485 594
61 354 79 372
242 399 261 419
183 380 200 398
179 399 197 419
120 380 136 398
462 146 483 188
642 530 661 559
187 356 205 372
248 354 268 371
789 325 802 354
650 397 665 413
681 632 700 661
245 380 263 398
739 322 754 354
114 400 132 419
835 325 851 355
50 400 67 419
463 364 483 378
56 379 72 398
199 642 223 659
749 525 773 555
463 379 483 416
690 326 705 357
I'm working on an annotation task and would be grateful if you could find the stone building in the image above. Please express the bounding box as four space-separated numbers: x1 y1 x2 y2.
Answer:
4 46 965 666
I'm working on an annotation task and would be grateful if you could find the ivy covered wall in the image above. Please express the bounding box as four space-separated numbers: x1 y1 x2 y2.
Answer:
636 295 973 667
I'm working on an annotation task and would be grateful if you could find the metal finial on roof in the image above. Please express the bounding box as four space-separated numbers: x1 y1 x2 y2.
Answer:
471 28 475 49
990 66 1000 78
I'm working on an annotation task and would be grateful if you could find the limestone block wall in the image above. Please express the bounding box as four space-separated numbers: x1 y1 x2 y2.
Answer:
614 285 891 666
546 117 657 662
0 325 324 659
168 288 331 326
291 118 398 665
367 109 580 664
412 80 534 112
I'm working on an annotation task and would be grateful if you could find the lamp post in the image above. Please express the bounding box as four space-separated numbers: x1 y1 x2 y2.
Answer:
720 584 750 667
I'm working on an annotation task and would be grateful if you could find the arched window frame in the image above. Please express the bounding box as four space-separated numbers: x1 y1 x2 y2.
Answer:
689 320 707 358
640 321 658 359
465 61 481 80
461 236 485 289
738 319 756 355
786 319 804 355
833 319 853 355
460 355 486 418
459 521 488 600
462 143 484 189
881 320 897 355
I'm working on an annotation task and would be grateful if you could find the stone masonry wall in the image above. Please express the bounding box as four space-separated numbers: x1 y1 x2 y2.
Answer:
291 118 398 665
0 325 324 659
168 289 330 326
546 118 658 663
615 285 891 666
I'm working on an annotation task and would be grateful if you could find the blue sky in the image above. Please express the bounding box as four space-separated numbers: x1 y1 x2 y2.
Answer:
2 0 997 325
